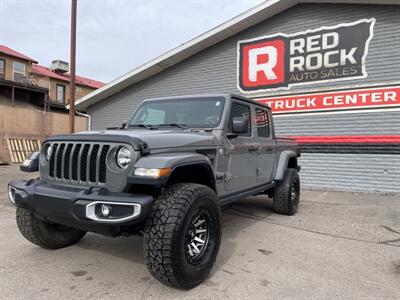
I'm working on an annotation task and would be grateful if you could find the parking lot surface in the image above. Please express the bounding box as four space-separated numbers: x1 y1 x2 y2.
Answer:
1 165 399 299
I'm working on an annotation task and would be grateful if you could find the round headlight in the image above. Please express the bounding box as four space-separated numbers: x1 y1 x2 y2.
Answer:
116 146 132 169
45 144 53 161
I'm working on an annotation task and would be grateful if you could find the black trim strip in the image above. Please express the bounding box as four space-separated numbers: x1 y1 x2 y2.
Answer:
300 143 400 154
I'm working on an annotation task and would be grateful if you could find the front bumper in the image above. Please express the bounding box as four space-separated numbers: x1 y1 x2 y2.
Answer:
8 179 154 228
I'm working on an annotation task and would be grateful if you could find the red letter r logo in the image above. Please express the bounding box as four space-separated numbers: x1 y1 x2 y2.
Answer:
239 38 285 91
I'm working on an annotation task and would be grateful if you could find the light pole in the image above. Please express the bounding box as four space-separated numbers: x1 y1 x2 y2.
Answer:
69 0 77 133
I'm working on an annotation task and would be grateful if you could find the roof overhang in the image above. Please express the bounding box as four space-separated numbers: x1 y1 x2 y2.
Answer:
74 0 400 110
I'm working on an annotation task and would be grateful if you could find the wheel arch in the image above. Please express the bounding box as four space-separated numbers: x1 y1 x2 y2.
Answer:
275 150 299 181
167 163 217 192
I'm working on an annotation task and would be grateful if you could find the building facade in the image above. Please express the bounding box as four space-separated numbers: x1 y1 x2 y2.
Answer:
31 64 103 106
0 47 35 82
77 1 400 193
0 44 104 107
0 45 104 162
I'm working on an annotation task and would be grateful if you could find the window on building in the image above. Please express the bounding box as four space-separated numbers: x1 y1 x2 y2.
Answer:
76 86 82 92
229 102 251 136
0 59 5 78
255 107 270 138
56 84 66 103
13 61 25 81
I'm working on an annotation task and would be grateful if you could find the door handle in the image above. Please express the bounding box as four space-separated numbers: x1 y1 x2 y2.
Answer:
248 145 259 152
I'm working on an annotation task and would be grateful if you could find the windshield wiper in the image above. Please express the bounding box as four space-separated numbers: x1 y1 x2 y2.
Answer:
158 123 187 129
127 124 158 130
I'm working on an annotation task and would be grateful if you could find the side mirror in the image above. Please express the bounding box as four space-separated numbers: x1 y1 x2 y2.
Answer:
121 120 128 129
232 116 249 134
227 116 249 138
20 152 40 172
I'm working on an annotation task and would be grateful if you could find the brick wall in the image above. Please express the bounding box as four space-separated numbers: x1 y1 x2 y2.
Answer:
0 99 87 162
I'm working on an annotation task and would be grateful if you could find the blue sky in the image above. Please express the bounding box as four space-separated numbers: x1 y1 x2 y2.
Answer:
0 0 264 82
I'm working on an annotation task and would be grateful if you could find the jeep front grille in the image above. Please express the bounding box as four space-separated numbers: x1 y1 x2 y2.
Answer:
48 142 110 184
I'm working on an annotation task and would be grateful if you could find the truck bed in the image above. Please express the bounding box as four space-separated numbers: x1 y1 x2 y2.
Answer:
276 137 299 156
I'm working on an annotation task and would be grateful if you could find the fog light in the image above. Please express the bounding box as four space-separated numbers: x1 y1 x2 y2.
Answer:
100 204 111 217
86 201 141 222
8 185 16 205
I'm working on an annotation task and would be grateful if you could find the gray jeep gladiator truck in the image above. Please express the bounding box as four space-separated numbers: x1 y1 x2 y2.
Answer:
8 94 300 289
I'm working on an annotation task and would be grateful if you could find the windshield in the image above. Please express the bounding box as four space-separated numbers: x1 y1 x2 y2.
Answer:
129 97 225 128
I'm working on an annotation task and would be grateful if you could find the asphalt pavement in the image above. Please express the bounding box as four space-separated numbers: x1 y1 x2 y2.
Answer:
0 165 399 299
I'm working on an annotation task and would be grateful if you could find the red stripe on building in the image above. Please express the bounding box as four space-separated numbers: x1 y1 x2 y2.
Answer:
287 135 400 144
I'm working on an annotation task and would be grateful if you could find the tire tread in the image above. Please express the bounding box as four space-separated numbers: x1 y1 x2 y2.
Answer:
16 207 86 249
273 168 300 216
143 183 220 289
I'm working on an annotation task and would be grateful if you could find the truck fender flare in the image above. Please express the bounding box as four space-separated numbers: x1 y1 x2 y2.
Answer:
134 152 213 170
131 152 216 189
274 150 298 181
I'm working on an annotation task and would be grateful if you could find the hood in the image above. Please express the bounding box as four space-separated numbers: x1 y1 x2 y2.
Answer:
76 129 219 150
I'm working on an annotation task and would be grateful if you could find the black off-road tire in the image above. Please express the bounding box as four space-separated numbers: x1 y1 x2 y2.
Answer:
144 183 221 290
16 207 86 249
273 168 300 215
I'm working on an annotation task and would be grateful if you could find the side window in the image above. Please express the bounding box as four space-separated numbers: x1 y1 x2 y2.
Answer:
13 61 25 81
0 59 5 78
229 102 251 136
56 84 66 103
255 107 270 138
